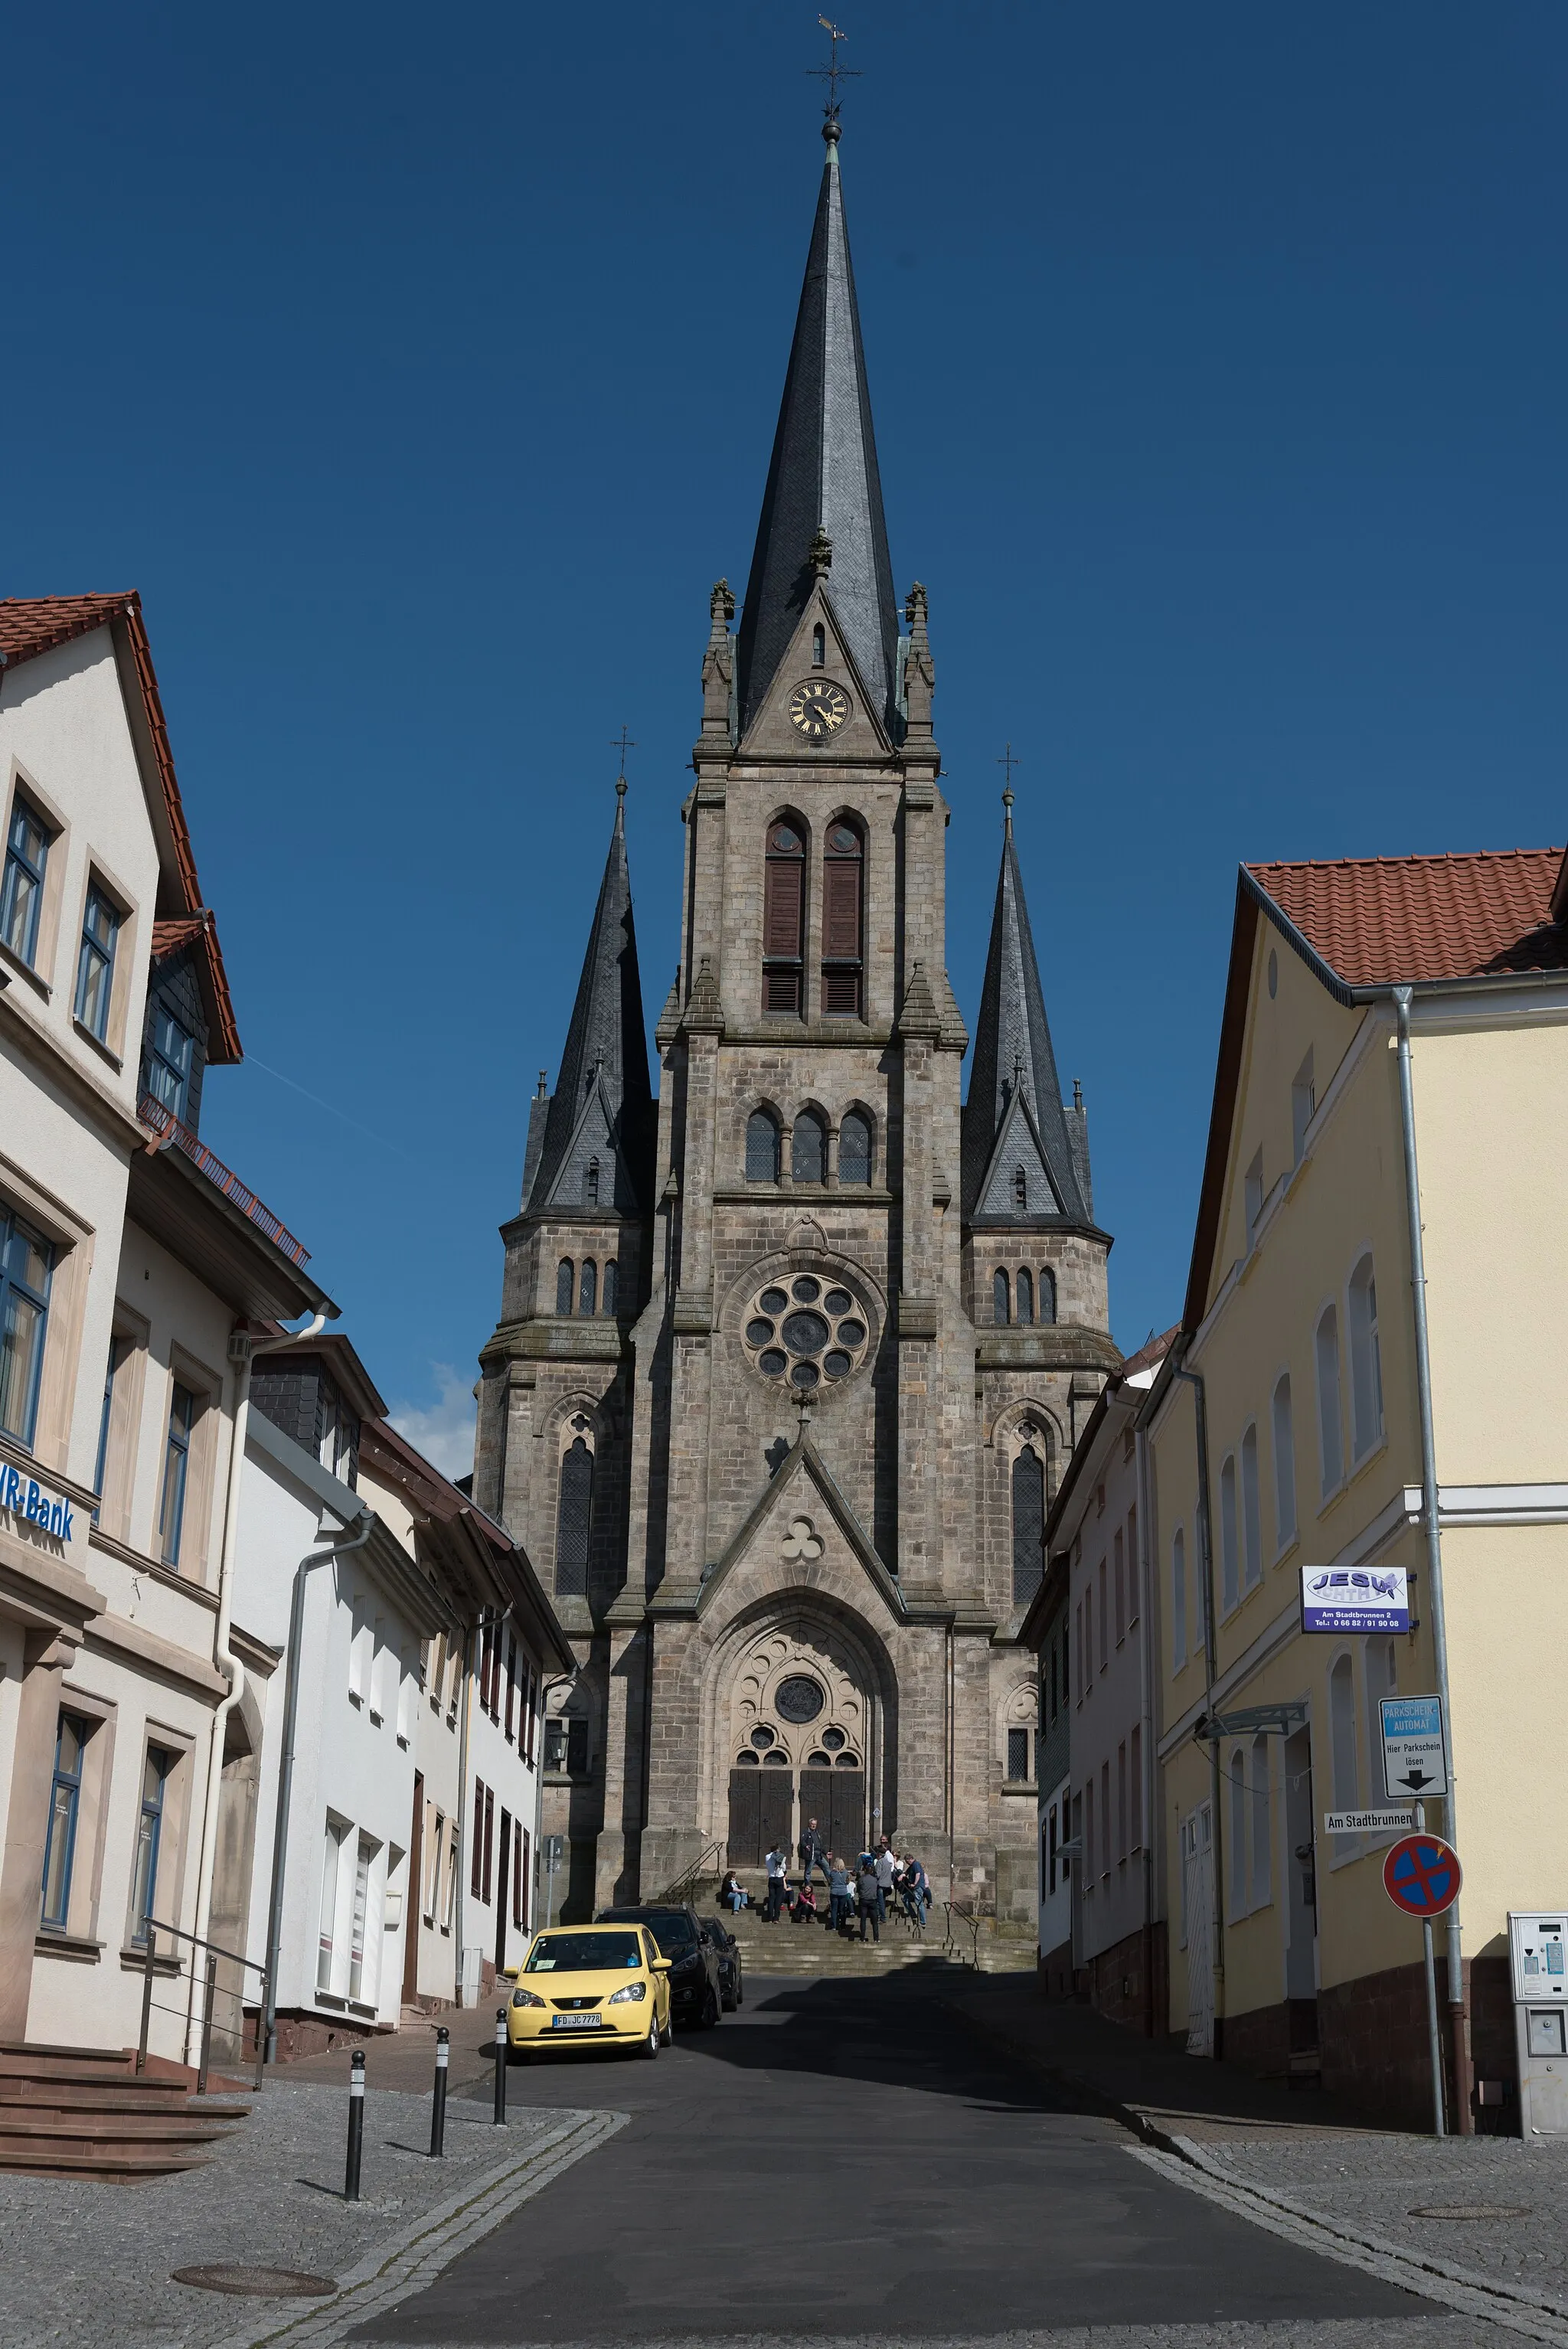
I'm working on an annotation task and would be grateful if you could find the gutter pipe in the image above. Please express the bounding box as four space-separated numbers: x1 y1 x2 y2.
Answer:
1173 1351 1225 2053
1393 985 1473 2133
185 1312 325 2068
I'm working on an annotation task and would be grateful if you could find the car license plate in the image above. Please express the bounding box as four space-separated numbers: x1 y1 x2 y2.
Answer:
551 2014 601 2030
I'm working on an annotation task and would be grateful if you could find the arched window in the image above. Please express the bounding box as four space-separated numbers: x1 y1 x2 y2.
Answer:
1329 1653 1359 1808
1039 1267 1057 1324
1011 1441 1046 1606
1272 1374 1296 1550
1316 1305 1344 1493
1250 1735 1272 1906
1016 1269 1034 1326
1171 1526 1187 1665
1240 1423 1261 1589
1228 1747 1247 1919
603 1259 618 1317
763 818 805 1014
822 819 864 1017
838 1109 872 1185
579 1259 597 1316
1219 1453 1238 1612
1348 1254 1383 1460
746 1108 781 1182
812 623 825 668
584 1158 600 1207
1014 1166 1028 1210
993 1268 1010 1325
554 1433 593 1596
555 1259 574 1316
791 1108 826 1184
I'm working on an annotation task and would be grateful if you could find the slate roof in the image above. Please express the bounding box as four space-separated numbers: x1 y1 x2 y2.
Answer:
524 786 655 1217
734 126 900 740
962 810 1093 1226
1247 848 1568 988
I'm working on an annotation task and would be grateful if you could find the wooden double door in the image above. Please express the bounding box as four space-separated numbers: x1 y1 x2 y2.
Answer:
727 1766 865 1867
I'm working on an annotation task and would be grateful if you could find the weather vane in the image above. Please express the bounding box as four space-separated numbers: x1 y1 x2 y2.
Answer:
808 17 860 126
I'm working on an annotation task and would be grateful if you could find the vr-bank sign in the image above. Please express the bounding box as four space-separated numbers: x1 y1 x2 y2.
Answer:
0 1465 76 1545
1300 1564 1410 1635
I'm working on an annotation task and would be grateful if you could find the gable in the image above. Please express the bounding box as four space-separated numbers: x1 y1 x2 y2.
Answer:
697 1433 904 1627
737 584 893 763
972 1088 1062 1222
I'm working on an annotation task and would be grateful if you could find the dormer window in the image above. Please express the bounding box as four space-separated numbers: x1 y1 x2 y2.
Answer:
1014 1166 1027 1210
812 624 825 668
147 1003 194 1124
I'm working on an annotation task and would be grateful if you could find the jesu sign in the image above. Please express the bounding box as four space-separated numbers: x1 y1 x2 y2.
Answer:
1383 1833 1462 1919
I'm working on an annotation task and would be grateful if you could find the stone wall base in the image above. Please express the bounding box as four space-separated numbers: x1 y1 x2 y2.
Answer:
1084 1921 1168 2037
266 2008 394 2063
1038 1935 1074 2000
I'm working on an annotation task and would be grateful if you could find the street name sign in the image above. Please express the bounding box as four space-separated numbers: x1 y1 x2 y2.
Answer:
1380 1695 1448 1799
1300 1565 1410 1635
1324 1808 1414 1834
1383 1832 1462 1918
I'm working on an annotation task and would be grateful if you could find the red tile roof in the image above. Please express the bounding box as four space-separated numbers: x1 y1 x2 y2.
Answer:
1249 848 1568 988
0 593 241 1062
1119 1323 1180 1380
151 915 209 957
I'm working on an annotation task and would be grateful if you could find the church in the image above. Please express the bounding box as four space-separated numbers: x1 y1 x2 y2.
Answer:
473 113 1120 1924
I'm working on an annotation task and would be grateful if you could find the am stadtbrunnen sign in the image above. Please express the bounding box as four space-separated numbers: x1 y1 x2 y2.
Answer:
1299 1563 1410 1635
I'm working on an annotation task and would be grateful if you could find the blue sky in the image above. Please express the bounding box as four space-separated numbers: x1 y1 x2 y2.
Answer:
6 4 1565 1472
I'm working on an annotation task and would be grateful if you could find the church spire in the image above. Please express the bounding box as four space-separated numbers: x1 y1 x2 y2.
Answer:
735 119 900 739
524 779 655 1217
962 797 1094 1227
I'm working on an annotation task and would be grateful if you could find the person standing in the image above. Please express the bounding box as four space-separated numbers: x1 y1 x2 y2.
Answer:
874 1838 896 1918
765 1843 788 1923
857 1854 881 1942
900 1855 927 1930
828 1854 851 1934
798 1816 829 1890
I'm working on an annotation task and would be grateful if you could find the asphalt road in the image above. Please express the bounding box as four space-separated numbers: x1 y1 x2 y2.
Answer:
352 1963 1449 2344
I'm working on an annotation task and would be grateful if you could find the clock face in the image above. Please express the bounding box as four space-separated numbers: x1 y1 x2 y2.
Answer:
787 678 850 741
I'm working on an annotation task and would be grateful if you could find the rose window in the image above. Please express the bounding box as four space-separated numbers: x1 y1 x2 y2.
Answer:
743 1276 870 1390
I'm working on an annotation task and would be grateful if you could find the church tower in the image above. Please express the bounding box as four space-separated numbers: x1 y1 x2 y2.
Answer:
477 113 1117 1924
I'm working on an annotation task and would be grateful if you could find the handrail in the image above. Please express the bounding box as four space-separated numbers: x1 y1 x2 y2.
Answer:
655 1838 724 1906
942 1901 982 1968
136 1923 267 2095
145 1916 266 1977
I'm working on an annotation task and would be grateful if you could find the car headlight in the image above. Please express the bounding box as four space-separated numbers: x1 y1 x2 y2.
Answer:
607 1980 647 2004
511 1987 547 2008
674 1949 704 1972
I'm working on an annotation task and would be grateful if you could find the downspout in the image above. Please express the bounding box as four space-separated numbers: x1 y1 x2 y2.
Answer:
185 1312 325 2067
1135 1413 1157 2038
262 1502 374 2063
1173 1354 1224 2055
1393 985 1473 2132
454 1616 475 2001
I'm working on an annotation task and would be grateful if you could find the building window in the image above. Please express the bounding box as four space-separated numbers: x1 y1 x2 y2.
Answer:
1005 1727 1031 1783
838 1109 872 1184
1272 1374 1296 1550
791 1108 827 1184
1240 1423 1262 1589
1329 1654 1359 1809
579 1258 598 1316
1130 1724 1142 1851
0 1209 54 1447
812 623 825 667
1250 1735 1272 1906
348 1834 375 2002
1011 1442 1045 1606
146 1001 194 1122
993 1268 1010 1325
603 1259 619 1315
1228 1746 1247 1918
1348 1254 1383 1460
1219 1453 1238 1612
1291 1050 1315 1166
584 1158 600 1207
821 819 864 1016
41 1713 89 1931
1244 1148 1264 1243
317 1818 347 1992
471 1779 486 1898
505 1635 518 1743
1171 1526 1187 1665
74 884 120 1042
746 1109 781 1181
1099 1759 1111 1877
1098 1557 1109 1671
555 1258 574 1315
158 1380 196 1567
763 818 806 1014
1016 1268 1034 1326
555 1432 594 1596
1040 1267 1057 1324
1117 1740 1128 1861
1113 1528 1125 1642
1 793 50 968
1316 1305 1344 1493
513 1819 525 1929
93 1333 130 1520
1013 1166 1027 1210
129 1746 174 1944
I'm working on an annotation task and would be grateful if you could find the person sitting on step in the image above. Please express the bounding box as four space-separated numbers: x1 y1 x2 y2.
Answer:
720 1870 748 1914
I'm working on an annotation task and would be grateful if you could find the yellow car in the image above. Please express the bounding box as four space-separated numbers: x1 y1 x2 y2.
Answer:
507 1922 672 2059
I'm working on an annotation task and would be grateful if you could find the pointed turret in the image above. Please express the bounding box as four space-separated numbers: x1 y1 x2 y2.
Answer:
735 120 900 739
524 779 655 1217
962 795 1093 1226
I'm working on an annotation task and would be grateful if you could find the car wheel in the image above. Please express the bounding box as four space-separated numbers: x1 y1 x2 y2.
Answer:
661 2011 673 2046
639 2014 661 2060
735 1967 743 2008
721 1978 737 2012
699 1985 720 2030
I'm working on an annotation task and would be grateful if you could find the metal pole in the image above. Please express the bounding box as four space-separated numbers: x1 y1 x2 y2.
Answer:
492 2007 508 2128
136 1929 157 2075
1415 1800 1446 2135
345 2049 365 2201
253 1972 267 2093
197 1953 217 2096
430 2026 449 2158
1394 988 1472 2132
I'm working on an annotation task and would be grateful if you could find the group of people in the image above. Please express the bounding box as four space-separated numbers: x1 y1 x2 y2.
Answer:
720 1821 932 1943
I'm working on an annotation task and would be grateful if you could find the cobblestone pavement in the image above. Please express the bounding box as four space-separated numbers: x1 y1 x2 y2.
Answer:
364 2328 1523 2349
0 2083 606 2349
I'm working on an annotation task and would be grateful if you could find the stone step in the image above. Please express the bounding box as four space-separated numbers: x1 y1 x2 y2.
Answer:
0 2044 254 2180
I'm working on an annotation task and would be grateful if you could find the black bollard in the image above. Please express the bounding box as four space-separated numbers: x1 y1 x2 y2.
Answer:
430 2025 449 2158
345 2047 366 2201
492 2005 508 2128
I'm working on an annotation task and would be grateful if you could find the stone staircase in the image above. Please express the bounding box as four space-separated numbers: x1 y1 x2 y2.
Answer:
702 1875 1038 1980
0 2043 251 2181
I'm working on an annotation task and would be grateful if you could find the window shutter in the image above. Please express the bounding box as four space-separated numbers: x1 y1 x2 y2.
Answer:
822 858 861 959
764 856 803 958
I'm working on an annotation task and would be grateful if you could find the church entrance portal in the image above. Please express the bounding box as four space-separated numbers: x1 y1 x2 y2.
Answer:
719 1611 876 1866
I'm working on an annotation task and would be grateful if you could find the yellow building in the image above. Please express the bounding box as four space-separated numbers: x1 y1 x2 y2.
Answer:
1147 845 1568 2129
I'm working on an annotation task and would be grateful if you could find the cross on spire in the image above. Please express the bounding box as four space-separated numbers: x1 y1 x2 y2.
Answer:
808 17 860 127
998 743 1019 836
611 725 635 791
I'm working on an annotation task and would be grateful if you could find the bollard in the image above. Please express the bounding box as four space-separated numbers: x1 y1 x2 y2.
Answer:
197 1952 217 2097
136 1929 157 2075
492 2006 508 2128
345 2048 366 2201
430 2026 449 2158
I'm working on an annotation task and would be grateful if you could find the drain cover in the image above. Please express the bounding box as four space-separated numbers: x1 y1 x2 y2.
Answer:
1408 2206 1532 2221
172 2266 337 2297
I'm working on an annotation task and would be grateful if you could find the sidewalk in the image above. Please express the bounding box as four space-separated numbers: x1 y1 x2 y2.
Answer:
949 1973 1568 2344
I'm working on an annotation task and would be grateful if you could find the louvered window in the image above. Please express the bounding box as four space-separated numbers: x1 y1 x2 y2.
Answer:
1012 1445 1045 1606
746 1109 781 1181
1014 1166 1028 1209
584 1158 600 1206
763 820 805 1014
555 1259 574 1315
555 1436 593 1596
822 820 863 1017
791 1109 826 1184
838 1109 871 1184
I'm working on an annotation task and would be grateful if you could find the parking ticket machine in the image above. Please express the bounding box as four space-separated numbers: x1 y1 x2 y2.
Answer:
1509 1913 1568 2134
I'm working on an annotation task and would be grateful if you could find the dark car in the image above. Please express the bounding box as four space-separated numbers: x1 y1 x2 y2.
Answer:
596 1904 724 2028
701 1916 743 2011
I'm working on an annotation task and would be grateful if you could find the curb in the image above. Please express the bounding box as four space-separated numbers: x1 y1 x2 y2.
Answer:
209 2108 629 2349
